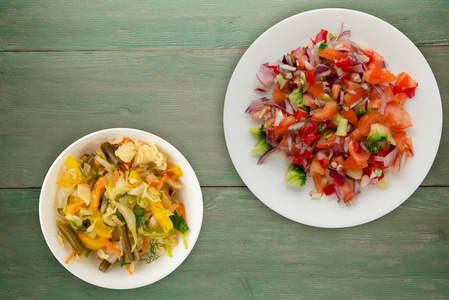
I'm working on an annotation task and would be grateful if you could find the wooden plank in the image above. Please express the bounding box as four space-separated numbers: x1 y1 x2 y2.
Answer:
1 46 448 188
1 187 448 298
0 0 448 51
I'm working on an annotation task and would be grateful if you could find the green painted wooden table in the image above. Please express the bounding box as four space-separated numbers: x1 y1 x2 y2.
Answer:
1 1 448 299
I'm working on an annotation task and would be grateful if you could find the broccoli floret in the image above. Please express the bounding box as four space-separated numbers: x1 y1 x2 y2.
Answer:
354 104 367 116
288 87 305 110
250 125 272 156
365 140 381 153
367 123 389 142
284 164 307 187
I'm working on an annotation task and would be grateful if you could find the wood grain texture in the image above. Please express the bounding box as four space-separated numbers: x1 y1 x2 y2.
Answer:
1 187 448 299
0 0 448 51
0 46 448 188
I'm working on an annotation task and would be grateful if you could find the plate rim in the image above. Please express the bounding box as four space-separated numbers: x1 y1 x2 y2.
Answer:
223 8 442 228
39 127 204 289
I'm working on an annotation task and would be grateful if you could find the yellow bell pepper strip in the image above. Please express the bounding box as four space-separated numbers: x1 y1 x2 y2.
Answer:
64 196 85 215
149 200 173 233
168 165 183 177
57 156 84 187
128 170 144 186
88 176 107 212
77 232 104 250
91 214 113 239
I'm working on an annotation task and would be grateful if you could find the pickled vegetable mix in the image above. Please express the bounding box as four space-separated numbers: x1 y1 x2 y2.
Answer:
246 25 418 204
55 137 188 274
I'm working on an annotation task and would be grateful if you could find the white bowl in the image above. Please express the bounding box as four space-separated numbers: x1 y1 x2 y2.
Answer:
39 128 203 289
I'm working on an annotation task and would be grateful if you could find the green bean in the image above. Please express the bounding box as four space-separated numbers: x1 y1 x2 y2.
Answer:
58 223 87 256
99 259 111 273
83 153 95 166
101 142 121 166
118 221 133 263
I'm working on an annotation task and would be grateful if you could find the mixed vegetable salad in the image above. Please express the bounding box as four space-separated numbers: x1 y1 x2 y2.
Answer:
55 137 188 274
246 25 418 204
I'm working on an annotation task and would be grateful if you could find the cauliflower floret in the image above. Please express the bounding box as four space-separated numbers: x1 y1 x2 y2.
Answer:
133 142 167 170
114 142 136 163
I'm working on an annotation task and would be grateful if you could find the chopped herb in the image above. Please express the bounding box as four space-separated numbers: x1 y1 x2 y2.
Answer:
324 133 333 140
318 42 328 51
169 211 189 234
112 212 126 224
79 166 102 185
140 240 161 264
120 260 130 267
134 208 146 228
70 220 87 232
117 193 128 199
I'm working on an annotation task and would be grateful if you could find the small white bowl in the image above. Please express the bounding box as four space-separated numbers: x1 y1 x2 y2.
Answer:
39 128 203 289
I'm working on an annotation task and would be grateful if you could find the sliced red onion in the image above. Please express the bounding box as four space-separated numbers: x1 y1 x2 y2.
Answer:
280 64 296 72
334 186 344 202
316 151 327 161
329 168 347 184
349 97 366 109
288 121 306 132
284 98 295 115
273 109 284 126
353 53 370 64
327 149 334 161
353 180 361 194
257 147 278 165
398 152 406 172
245 97 270 114
304 61 314 70
286 132 293 151
336 29 351 42
337 90 345 105
314 64 331 75
344 137 350 153
351 64 365 73
360 175 370 189
408 146 414 157
383 148 399 168
361 82 370 90
359 141 370 153
255 88 267 93
256 63 276 89
350 73 362 82
346 88 356 95
349 40 363 54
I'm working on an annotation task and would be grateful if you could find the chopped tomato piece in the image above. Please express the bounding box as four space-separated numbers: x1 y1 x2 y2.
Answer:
315 29 328 43
393 93 407 106
310 158 325 176
310 101 337 122
292 150 313 166
349 140 370 165
319 47 348 60
358 110 383 135
383 102 413 130
273 87 287 103
341 156 368 170
341 109 358 126
308 82 324 98
344 80 365 106
323 184 335 196
306 70 316 85
331 83 342 101
274 115 297 135
316 129 337 149
294 110 307 119
312 174 326 193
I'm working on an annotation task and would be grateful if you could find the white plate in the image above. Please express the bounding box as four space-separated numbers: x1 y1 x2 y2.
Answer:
39 128 203 289
223 8 442 228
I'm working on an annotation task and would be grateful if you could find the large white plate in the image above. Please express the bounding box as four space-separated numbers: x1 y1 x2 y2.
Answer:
39 128 203 289
223 8 442 228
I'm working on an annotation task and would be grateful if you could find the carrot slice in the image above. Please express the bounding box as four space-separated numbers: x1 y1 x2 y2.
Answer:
65 248 75 264
125 264 133 275
100 238 122 259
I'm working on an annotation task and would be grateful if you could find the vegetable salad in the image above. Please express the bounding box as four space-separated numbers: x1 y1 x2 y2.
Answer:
55 137 188 274
246 25 418 204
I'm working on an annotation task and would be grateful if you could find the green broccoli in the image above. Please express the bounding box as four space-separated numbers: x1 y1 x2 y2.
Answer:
250 125 272 156
288 87 305 110
367 123 389 142
284 164 307 187
355 104 367 116
365 140 381 154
